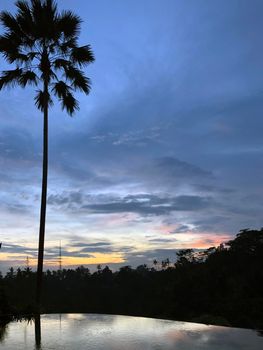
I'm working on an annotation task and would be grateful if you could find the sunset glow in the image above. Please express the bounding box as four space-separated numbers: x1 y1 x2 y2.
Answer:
0 0 262 273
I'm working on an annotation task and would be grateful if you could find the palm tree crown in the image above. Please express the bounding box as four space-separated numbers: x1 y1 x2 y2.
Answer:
0 0 95 114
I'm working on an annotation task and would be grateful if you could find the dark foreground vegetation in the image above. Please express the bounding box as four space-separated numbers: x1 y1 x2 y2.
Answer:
0 229 263 329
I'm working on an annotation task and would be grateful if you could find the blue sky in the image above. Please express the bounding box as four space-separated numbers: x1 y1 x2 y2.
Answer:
0 0 263 271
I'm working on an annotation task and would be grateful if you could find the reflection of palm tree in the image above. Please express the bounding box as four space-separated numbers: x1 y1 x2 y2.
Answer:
0 321 9 343
0 0 94 307
34 315 41 349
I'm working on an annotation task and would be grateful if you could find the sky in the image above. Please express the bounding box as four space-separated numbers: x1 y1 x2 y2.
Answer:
0 0 263 272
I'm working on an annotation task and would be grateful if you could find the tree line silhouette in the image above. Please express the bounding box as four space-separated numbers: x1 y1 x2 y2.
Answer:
0 228 263 329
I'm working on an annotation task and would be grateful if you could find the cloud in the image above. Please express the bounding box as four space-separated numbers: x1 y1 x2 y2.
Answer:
79 193 213 216
148 238 176 243
1 0 263 268
69 241 116 254
48 191 83 206
0 243 36 255
170 224 194 234
46 190 215 220
192 184 235 194
70 241 112 248
155 157 212 179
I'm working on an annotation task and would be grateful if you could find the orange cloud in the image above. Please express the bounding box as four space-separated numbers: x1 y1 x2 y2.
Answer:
172 233 232 249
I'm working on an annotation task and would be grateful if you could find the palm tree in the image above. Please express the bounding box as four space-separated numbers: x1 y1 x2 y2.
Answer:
0 0 95 308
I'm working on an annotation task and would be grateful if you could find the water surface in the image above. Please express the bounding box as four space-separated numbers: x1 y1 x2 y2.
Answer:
0 313 262 349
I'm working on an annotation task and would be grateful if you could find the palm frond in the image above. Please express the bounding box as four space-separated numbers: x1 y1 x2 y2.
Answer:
31 0 50 41
61 91 79 116
52 80 78 115
39 68 57 83
52 80 71 98
5 49 30 64
0 68 22 89
63 65 79 80
63 66 91 94
15 0 31 15
31 0 44 24
73 74 91 94
71 45 95 67
59 37 77 54
42 0 60 41
15 1 35 45
0 33 22 63
0 31 38 64
28 51 40 60
34 89 53 111
58 10 81 39
44 0 58 19
0 11 21 35
14 53 30 64
19 70 38 87
53 58 70 70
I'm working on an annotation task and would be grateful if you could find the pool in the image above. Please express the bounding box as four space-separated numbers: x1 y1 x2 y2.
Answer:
0 314 262 349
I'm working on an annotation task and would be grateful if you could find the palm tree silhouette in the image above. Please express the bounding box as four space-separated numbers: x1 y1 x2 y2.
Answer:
0 0 94 308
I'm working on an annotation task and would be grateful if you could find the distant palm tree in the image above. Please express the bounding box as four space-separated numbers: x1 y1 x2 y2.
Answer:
0 0 95 308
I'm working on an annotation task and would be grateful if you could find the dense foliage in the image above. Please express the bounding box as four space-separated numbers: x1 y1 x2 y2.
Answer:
1 229 263 329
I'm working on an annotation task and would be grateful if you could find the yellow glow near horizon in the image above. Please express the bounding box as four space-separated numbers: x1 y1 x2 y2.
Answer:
55 253 125 266
0 231 232 270
0 252 29 261
0 251 125 267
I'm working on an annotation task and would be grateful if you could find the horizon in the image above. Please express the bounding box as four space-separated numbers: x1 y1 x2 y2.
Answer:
1 0 263 273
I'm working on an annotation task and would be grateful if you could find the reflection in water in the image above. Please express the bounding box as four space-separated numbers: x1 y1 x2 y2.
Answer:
0 321 8 343
0 314 263 350
34 315 41 350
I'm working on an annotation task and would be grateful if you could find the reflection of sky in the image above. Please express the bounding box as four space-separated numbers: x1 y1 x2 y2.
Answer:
1 0 263 270
1 314 263 350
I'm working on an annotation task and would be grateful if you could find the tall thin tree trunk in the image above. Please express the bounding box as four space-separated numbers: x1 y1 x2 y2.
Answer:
36 82 48 308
